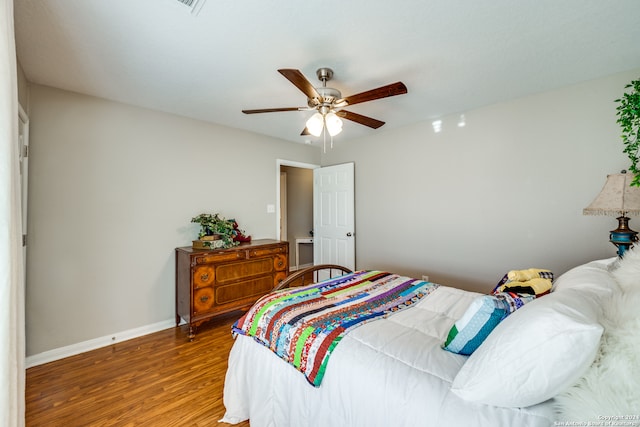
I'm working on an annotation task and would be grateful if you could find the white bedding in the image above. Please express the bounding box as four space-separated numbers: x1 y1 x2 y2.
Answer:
221 285 555 427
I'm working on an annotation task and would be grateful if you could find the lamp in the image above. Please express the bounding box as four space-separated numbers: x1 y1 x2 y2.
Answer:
583 172 640 257
305 109 343 137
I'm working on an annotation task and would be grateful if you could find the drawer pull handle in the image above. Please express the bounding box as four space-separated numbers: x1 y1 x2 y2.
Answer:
200 295 210 303
201 273 209 281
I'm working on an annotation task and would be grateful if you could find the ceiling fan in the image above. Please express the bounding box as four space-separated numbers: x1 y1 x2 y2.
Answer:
242 68 408 137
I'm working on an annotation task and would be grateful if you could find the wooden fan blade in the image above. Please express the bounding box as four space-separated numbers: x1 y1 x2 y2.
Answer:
341 82 407 106
242 107 302 114
278 69 321 101
336 110 385 129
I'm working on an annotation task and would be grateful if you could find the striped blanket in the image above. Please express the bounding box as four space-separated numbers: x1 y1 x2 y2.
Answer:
233 270 439 386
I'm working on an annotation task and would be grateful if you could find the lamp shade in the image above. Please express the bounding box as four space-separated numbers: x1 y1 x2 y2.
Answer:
325 112 343 136
306 113 324 137
583 173 640 216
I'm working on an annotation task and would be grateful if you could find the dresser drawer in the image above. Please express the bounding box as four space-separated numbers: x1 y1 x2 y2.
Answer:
194 251 246 264
249 245 287 258
274 271 287 286
193 265 215 288
216 276 274 305
193 287 215 314
216 258 274 284
273 254 287 271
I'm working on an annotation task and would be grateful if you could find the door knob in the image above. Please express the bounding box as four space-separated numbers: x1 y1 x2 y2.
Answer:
346 232 352 237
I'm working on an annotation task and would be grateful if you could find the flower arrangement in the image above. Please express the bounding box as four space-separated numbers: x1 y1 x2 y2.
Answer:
191 213 239 248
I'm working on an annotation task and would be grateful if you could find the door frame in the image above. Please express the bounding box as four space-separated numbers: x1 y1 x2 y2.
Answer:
18 104 29 280
275 159 320 241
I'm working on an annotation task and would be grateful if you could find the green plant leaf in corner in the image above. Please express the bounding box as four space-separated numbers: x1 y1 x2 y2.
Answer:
615 78 640 187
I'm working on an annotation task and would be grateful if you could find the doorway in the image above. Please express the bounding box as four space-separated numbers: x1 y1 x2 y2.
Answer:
276 160 318 271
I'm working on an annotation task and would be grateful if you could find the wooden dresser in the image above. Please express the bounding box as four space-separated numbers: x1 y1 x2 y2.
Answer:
175 239 289 339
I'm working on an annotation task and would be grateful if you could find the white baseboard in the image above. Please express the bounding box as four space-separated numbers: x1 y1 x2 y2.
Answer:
26 318 178 368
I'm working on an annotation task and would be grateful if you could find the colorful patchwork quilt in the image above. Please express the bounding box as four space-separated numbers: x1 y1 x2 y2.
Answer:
233 270 439 386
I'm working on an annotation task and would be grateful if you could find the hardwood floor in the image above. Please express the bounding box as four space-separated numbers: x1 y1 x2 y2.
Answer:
26 312 251 427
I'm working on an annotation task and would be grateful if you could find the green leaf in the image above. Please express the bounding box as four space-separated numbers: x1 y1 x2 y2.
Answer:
615 78 640 185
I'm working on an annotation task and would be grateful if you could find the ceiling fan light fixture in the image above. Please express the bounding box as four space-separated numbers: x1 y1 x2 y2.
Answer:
306 112 324 137
242 68 408 138
325 112 343 136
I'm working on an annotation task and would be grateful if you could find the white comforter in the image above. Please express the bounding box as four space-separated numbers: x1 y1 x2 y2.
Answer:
221 285 555 427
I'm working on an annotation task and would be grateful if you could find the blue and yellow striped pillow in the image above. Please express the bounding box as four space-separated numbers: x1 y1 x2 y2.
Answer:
442 292 535 355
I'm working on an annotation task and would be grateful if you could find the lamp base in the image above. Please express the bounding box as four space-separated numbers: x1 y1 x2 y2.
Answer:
610 215 639 257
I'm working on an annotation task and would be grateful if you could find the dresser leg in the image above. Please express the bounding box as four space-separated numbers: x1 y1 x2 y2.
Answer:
188 325 195 341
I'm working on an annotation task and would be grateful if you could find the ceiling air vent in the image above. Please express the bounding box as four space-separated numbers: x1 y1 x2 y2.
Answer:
175 0 206 15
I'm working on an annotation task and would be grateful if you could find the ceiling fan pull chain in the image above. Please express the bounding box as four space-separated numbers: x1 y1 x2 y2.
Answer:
323 125 327 154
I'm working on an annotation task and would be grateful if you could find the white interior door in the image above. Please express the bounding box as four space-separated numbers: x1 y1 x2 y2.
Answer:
313 162 355 271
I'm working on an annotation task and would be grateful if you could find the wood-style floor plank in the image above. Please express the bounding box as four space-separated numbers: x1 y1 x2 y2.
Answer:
26 312 250 427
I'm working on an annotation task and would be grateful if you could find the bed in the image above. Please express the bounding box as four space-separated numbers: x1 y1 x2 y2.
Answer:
220 251 640 426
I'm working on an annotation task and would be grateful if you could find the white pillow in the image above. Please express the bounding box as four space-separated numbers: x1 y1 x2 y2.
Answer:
552 258 618 297
451 288 603 408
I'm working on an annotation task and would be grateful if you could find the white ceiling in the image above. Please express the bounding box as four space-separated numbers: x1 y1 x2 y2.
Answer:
13 0 640 145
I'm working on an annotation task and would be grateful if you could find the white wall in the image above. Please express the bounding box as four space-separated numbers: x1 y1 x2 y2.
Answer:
322 69 639 292
26 84 320 357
